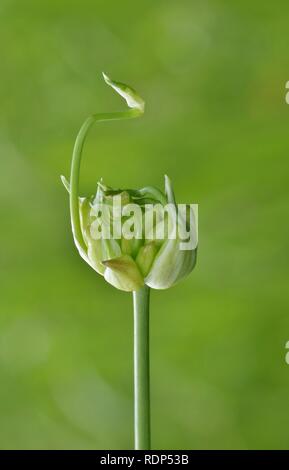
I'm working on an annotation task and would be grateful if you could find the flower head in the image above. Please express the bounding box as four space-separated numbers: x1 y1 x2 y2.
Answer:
62 74 197 291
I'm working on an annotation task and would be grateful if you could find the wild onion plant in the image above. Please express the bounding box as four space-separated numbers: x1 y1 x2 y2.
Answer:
62 74 198 449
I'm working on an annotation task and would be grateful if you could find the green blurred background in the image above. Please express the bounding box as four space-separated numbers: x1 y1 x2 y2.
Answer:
1 0 289 449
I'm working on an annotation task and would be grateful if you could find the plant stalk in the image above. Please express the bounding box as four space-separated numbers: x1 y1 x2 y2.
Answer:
69 109 141 256
133 285 151 450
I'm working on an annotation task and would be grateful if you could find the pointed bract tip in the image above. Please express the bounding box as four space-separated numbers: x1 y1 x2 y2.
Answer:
164 174 171 184
164 174 172 193
164 174 176 205
60 175 70 193
101 72 145 113
102 72 111 84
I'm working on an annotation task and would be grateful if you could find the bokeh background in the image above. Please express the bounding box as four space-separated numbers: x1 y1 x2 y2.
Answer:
1 0 289 449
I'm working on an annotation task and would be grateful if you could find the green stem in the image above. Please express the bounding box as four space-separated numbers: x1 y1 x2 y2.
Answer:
133 285 151 450
69 109 142 256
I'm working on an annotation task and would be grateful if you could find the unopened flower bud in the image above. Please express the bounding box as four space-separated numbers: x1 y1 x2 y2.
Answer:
62 74 197 292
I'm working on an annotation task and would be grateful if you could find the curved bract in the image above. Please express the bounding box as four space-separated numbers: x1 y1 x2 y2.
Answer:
62 74 197 291
68 73 144 263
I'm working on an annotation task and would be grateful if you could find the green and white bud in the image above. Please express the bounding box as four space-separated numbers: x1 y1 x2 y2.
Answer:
61 74 197 292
